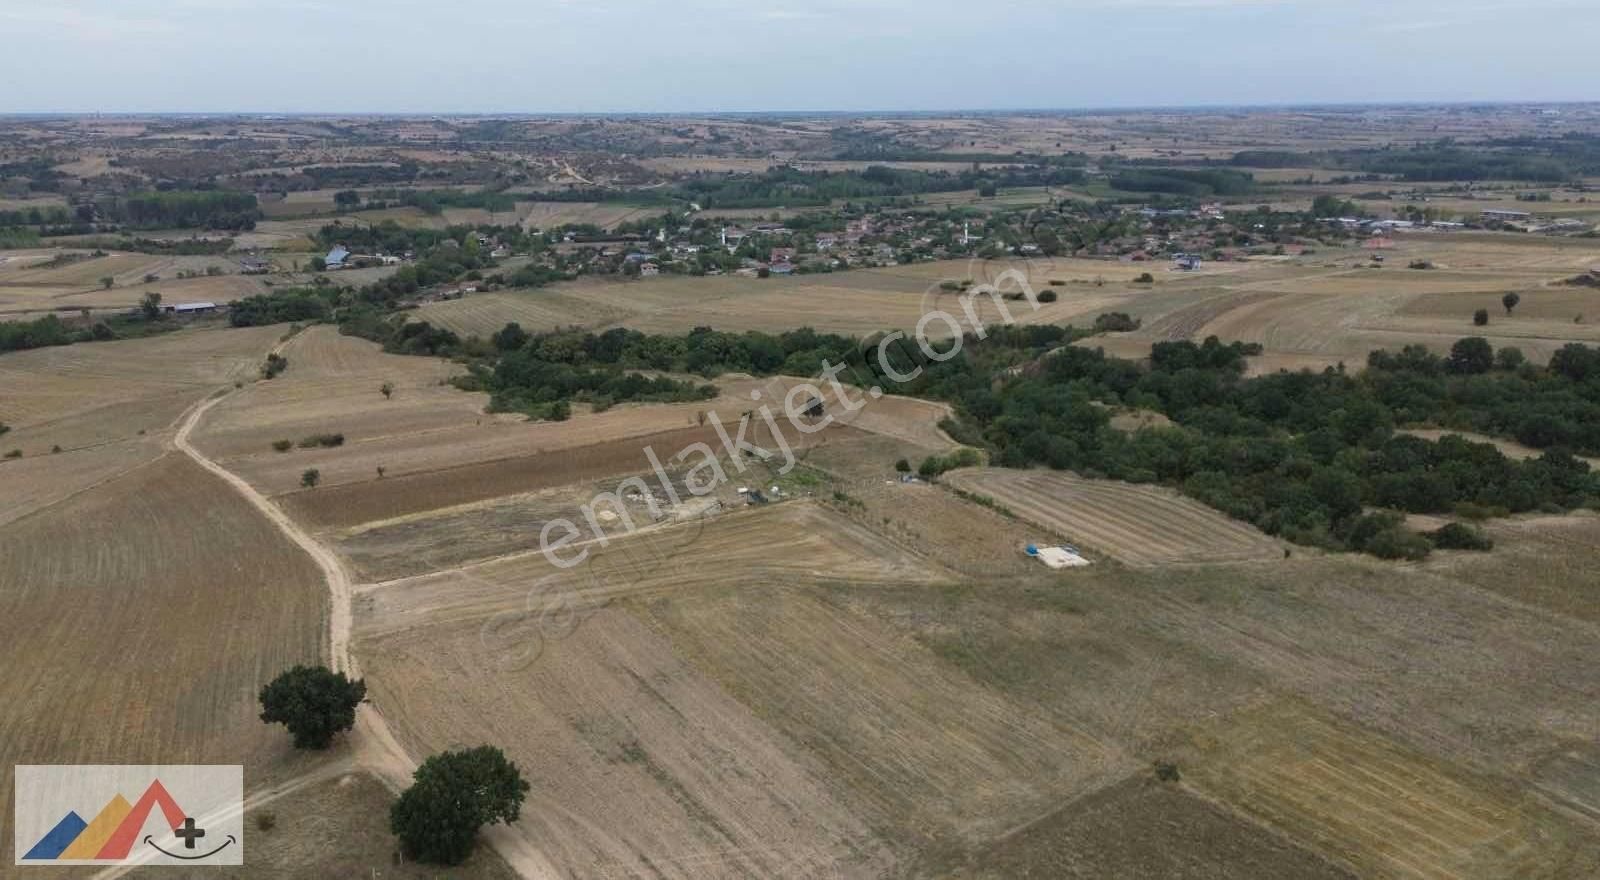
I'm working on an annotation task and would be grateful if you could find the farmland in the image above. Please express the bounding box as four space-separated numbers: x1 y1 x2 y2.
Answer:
6 105 1600 878
944 468 1285 566
415 256 1217 339
0 454 328 837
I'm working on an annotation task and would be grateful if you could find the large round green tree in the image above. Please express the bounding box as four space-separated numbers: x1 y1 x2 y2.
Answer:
258 665 365 749
391 746 530 865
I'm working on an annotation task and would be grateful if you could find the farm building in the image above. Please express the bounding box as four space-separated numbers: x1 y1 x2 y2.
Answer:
238 258 271 275
164 301 218 316
1482 209 1532 222
325 245 350 269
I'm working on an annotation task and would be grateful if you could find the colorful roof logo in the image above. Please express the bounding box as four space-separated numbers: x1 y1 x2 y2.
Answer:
14 765 243 866
23 779 189 861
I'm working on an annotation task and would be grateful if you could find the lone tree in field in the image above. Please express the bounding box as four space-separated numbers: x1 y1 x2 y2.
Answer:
100 275 115 290
391 746 529 865
258 665 366 750
1503 291 1521 316
139 292 163 322
1473 308 1489 326
300 468 321 488
380 381 395 400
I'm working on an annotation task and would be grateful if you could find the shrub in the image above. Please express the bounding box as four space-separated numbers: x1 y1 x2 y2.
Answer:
1093 312 1142 333
917 447 985 478
258 665 365 749
271 439 292 452
1154 761 1181 783
261 353 288 379
4 449 21 459
254 811 276 832
894 458 910 473
1409 260 1434 270
390 747 529 865
1427 522 1494 551
1473 308 1489 326
300 468 321 488
298 433 345 448
1037 289 1058 303
1134 272 1155 283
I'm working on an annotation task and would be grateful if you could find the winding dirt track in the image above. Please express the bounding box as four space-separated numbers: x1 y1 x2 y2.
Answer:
171 385 559 879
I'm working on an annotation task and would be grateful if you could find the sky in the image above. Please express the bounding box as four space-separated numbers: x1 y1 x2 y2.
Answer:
1 0 1596 113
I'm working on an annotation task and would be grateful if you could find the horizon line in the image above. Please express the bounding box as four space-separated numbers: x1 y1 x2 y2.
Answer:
2 99 1597 119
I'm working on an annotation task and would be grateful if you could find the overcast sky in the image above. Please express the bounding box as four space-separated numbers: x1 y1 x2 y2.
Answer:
1 0 1595 113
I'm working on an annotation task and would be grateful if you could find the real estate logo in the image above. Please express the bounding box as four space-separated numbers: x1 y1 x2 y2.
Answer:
14 765 243 866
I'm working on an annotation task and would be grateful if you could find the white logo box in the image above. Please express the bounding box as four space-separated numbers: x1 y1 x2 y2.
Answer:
14 765 244 866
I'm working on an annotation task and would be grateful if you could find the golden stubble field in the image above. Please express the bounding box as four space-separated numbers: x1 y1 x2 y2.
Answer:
0 250 267 320
945 467 1285 566
413 257 1234 339
6 225 1600 875
1085 235 1600 371
0 453 329 847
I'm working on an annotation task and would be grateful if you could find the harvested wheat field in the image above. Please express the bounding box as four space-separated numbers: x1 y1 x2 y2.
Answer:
413 257 1212 341
0 453 328 824
519 201 659 231
945 468 1283 565
410 288 633 337
1182 701 1599 880
951 776 1355 879
353 505 953 878
354 502 945 633
633 584 1130 855
361 607 898 879
0 323 281 432
353 503 1128 876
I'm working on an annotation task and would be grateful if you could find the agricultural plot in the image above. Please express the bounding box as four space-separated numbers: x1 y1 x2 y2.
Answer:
953 777 1355 879
0 454 328 827
945 468 1282 566
633 582 1130 853
353 501 1133 876
1081 241 1600 369
353 500 942 632
519 201 660 231
0 322 281 429
413 257 1250 341
1183 702 1596 880
0 272 270 319
411 288 632 337
353 504 953 878
1427 511 1600 624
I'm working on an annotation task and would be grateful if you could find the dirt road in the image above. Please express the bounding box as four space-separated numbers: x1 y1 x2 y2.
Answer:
170 382 559 879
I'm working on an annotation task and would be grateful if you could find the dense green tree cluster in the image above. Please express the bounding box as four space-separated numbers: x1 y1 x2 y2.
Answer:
1230 136 1600 183
229 287 339 327
111 190 259 230
1108 168 1255 197
669 165 1086 209
853 332 1597 557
